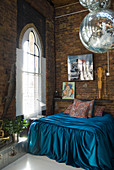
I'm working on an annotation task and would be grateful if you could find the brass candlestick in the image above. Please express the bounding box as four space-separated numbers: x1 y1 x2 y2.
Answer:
0 120 9 141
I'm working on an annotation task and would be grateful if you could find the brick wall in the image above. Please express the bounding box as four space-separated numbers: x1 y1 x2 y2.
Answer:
0 0 17 118
54 2 114 116
46 19 55 115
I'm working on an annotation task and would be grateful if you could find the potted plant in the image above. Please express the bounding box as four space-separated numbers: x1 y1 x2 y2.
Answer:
3 116 29 142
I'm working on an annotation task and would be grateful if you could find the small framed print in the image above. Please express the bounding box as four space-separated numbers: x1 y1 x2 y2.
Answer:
62 82 75 99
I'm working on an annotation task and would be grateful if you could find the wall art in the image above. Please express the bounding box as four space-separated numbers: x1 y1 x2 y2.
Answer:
67 54 94 81
62 82 75 99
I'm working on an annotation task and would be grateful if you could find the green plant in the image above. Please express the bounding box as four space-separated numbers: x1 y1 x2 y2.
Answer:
3 116 29 135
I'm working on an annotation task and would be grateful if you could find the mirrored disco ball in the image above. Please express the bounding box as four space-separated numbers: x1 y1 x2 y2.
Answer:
79 9 114 53
79 0 111 11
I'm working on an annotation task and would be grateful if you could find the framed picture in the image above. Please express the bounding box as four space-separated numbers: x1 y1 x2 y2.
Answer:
67 54 94 81
62 82 75 99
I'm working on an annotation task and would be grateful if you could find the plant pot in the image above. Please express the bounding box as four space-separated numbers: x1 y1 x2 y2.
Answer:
12 133 19 143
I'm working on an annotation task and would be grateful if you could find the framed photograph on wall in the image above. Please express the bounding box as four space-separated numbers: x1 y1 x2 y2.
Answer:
62 82 75 99
67 54 94 81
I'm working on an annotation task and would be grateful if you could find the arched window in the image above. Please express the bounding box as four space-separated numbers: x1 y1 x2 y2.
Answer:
16 27 46 118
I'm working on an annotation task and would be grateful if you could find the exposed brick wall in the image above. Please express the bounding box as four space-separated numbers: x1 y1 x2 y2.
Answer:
26 0 54 19
0 0 17 118
46 19 55 115
54 2 114 116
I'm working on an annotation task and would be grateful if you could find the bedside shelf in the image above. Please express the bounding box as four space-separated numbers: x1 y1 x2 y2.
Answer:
54 98 113 103
95 99 113 103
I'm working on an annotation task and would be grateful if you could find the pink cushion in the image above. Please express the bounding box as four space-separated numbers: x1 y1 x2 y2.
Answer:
64 104 73 114
69 99 90 118
94 106 105 116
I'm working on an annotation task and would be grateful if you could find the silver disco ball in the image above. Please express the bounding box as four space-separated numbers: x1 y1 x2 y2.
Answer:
79 9 114 53
79 0 111 11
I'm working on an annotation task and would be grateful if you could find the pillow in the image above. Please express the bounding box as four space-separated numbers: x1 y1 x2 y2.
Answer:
69 99 90 118
72 99 95 118
94 106 105 116
64 104 73 114
86 100 95 118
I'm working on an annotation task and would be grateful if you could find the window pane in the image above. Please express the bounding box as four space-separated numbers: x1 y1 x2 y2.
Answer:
23 53 34 73
34 74 41 114
29 31 35 55
38 57 40 73
23 72 34 94
35 57 38 73
35 44 38 56
23 96 34 117
23 41 29 53
22 72 34 116
23 52 28 72
23 41 29 72
34 74 38 93
28 54 34 72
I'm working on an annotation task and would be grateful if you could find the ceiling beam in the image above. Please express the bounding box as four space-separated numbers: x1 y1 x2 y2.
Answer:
47 0 54 6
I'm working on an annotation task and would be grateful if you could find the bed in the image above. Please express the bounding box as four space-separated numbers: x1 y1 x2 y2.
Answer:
27 112 114 170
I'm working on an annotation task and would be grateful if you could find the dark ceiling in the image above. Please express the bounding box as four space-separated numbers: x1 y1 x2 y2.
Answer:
48 0 79 7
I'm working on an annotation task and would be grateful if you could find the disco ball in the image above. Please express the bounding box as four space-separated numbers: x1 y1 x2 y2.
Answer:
79 0 111 11
79 9 114 53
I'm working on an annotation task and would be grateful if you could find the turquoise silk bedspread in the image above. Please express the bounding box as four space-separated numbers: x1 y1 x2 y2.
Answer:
27 112 114 170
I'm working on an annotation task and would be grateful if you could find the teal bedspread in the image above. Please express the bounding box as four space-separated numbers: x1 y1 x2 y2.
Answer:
27 112 114 170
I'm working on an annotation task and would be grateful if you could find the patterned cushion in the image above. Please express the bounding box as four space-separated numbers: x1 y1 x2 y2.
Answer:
69 99 90 118
94 106 105 116
72 99 95 118
64 104 73 114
